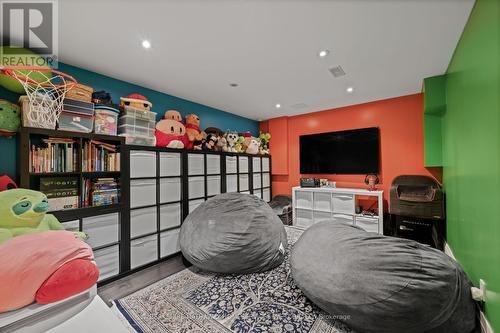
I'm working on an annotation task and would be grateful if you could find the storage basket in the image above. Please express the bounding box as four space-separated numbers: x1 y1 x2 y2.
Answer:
19 95 56 129
278 206 293 225
65 83 94 103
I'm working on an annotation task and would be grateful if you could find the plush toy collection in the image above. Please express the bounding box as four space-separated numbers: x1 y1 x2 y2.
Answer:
153 108 271 155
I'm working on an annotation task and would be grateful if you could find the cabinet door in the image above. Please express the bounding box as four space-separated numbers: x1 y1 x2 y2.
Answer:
252 157 261 172
130 150 156 178
207 176 221 196
188 154 204 175
262 173 270 187
160 177 181 203
160 203 182 230
313 192 331 212
253 173 262 189
130 179 156 208
295 191 313 209
131 234 158 269
238 156 249 173
206 155 220 174
188 176 205 199
226 174 238 193
131 207 157 238
226 156 237 174
159 152 181 177
160 229 181 258
239 174 249 192
262 157 270 172
82 213 119 248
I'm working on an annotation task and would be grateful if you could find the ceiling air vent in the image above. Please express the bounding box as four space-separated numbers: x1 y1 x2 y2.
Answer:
329 65 346 78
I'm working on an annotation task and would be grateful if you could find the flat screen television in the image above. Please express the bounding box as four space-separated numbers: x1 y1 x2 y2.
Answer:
299 127 380 174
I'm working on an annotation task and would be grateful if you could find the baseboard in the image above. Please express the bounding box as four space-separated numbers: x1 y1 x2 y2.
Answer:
444 242 495 333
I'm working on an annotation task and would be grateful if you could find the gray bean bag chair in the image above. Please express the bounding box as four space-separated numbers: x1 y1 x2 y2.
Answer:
180 193 287 274
291 222 476 333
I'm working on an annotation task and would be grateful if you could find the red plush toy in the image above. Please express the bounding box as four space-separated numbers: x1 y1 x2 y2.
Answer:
0 175 17 192
155 118 189 149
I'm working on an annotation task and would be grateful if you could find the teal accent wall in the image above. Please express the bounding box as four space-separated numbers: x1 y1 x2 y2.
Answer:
0 62 258 180
442 0 500 329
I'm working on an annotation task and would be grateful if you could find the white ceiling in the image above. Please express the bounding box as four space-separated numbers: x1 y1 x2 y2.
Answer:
58 0 474 120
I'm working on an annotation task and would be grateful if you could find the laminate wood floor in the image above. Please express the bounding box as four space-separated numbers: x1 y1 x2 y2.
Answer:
98 254 188 306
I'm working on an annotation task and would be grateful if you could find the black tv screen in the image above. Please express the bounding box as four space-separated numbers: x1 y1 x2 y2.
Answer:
300 127 380 174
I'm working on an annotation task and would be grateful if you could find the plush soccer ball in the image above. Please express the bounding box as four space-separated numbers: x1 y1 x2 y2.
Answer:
0 47 52 93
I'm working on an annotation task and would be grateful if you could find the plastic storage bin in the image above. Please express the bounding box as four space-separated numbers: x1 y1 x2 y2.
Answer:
122 105 156 122
119 123 154 137
94 105 120 135
122 135 156 146
58 98 95 133
119 114 155 129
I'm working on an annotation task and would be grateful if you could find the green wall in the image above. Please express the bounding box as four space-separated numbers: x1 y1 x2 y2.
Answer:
443 0 500 329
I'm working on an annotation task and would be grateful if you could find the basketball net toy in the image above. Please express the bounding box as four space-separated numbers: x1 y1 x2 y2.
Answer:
0 65 77 129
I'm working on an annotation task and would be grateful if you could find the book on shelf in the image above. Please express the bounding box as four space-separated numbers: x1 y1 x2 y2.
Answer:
82 140 120 172
29 138 77 173
82 177 120 208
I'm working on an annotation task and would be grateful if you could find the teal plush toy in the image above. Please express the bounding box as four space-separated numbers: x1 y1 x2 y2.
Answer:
0 189 86 245
0 99 21 134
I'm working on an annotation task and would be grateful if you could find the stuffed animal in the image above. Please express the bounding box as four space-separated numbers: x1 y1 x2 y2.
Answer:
0 189 86 245
224 131 239 152
217 136 228 152
120 93 152 111
185 114 205 149
0 175 16 192
164 109 182 122
245 137 261 154
0 99 20 135
259 132 271 155
202 133 219 151
155 118 188 149
234 135 245 153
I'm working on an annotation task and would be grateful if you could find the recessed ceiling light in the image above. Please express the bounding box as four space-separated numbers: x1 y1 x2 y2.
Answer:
347 87 354 93
142 40 151 49
229 83 239 87
318 49 330 58
275 103 281 109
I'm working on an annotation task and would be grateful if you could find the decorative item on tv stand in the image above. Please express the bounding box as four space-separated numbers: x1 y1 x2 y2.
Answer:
0 65 77 129
365 173 380 191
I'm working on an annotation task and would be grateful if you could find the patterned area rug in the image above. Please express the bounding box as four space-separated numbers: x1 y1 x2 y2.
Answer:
114 226 354 333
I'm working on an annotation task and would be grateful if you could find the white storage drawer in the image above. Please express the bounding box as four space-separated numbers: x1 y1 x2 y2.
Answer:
188 176 205 199
160 228 181 258
226 156 237 174
295 191 313 209
295 208 313 228
314 211 331 224
63 220 80 232
239 174 249 191
82 213 119 249
226 174 238 192
159 152 181 177
130 150 156 178
263 173 270 187
188 154 204 175
160 203 182 230
262 157 270 172
206 155 220 174
207 175 221 196
263 188 271 202
160 177 181 203
130 207 157 238
332 193 355 215
94 245 119 281
189 199 205 213
253 173 262 189
238 156 249 173
130 179 156 208
253 190 262 199
252 157 261 172
333 213 354 225
314 192 331 212
355 216 379 233
131 234 158 269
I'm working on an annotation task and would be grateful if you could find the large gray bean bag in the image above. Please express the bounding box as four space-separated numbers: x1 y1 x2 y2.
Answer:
180 193 287 274
291 222 476 333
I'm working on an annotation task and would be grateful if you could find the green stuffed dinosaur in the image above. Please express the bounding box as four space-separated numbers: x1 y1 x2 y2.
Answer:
0 188 86 245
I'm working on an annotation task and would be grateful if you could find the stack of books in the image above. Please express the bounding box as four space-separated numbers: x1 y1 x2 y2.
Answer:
82 140 120 172
29 138 77 173
82 177 119 207
40 177 79 211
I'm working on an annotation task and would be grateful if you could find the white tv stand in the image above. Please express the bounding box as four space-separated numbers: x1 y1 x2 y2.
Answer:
292 186 384 234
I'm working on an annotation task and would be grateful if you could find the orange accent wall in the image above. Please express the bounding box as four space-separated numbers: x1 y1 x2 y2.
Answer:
260 93 441 203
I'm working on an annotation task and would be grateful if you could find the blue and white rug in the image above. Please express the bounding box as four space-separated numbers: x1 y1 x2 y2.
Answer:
114 226 354 333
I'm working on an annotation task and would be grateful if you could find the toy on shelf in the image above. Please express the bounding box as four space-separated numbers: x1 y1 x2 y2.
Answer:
0 99 21 137
120 93 152 111
224 131 239 152
234 135 245 153
202 133 219 151
259 132 271 155
245 137 260 154
92 90 113 104
164 109 183 122
155 117 188 149
0 175 17 192
185 114 205 150
205 127 224 151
